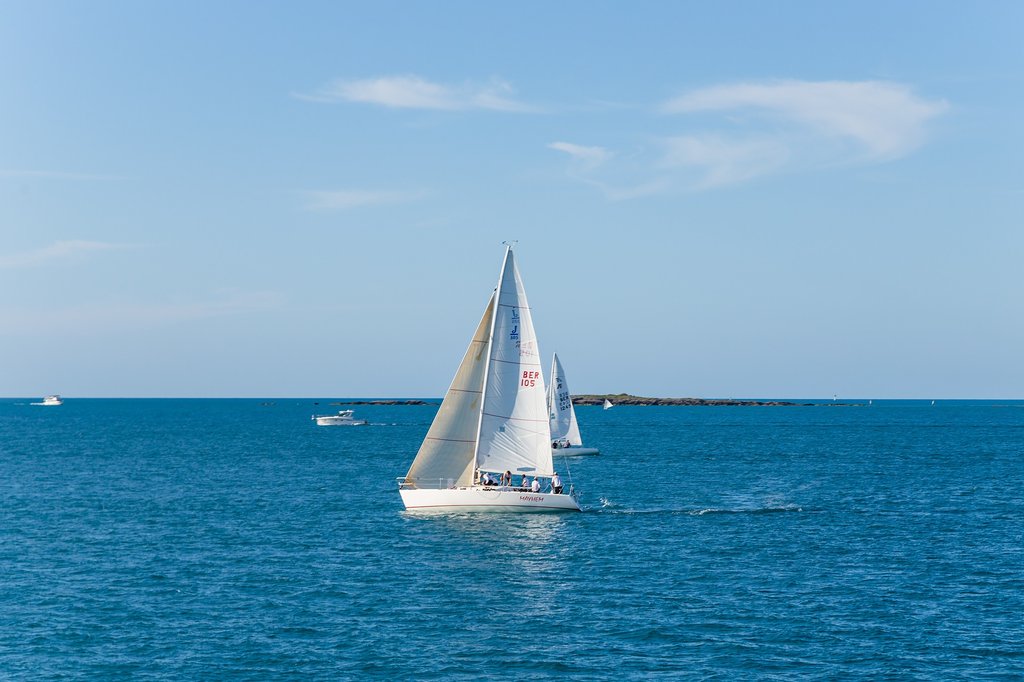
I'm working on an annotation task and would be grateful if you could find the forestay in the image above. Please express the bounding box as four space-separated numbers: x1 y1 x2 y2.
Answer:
548 353 583 447
475 248 554 477
404 294 494 487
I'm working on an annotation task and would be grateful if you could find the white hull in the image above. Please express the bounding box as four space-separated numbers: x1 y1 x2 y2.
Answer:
553 446 599 456
31 396 63 406
400 486 581 512
314 417 367 426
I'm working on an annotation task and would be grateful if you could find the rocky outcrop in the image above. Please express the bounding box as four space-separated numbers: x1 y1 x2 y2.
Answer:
570 394 809 406
329 400 435 406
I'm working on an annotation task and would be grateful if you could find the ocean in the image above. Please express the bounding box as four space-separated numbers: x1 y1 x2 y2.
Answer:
2 399 1022 679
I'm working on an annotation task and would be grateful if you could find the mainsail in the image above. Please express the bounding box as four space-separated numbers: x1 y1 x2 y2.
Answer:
548 353 583 446
475 247 554 477
404 293 494 487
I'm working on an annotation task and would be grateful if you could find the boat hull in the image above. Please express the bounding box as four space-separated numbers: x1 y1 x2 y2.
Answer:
553 446 600 456
399 487 581 512
314 418 367 426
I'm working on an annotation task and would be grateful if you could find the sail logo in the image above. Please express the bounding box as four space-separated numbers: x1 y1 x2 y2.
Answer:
558 390 571 411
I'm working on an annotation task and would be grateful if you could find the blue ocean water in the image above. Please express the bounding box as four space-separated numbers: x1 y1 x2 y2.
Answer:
1 399 1022 679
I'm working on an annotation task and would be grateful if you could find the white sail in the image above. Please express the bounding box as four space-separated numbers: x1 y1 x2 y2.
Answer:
603 399 614 410
548 353 583 446
475 247 554 477
404 293 494 488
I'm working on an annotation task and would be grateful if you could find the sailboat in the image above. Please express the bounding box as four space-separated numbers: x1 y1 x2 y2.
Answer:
603 399 614 410
548 354 599 456
397 245 581 512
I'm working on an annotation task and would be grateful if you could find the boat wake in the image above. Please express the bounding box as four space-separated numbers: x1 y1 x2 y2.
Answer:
594 502 805 516
689 505 804 516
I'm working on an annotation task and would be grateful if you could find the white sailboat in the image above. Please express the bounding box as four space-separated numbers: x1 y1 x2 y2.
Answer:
603 399 614 410
548 354 599 456
397 245 581 512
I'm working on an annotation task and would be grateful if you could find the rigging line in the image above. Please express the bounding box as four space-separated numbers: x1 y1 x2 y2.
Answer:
481 412 548 422
487 357 542 366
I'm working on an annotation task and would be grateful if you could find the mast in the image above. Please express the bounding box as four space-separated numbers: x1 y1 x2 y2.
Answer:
547 352 557 421
472 243 513 477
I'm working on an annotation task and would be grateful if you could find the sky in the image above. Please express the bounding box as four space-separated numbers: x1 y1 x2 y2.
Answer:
1 1 1021 398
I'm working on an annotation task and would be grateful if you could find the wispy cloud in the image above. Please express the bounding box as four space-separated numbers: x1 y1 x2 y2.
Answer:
659 135 792 188
662 80 948 161
0 169 120 181
0 290 286 336
548 142 612 170
300 189 428 211
552 79 948 198
295 75 534 112
0 240 135 270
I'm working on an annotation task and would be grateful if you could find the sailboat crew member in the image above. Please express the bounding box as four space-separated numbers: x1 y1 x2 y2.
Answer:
551 472 563 495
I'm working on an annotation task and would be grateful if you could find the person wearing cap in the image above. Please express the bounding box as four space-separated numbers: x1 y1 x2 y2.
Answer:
530 477 541 493
551 472 563 494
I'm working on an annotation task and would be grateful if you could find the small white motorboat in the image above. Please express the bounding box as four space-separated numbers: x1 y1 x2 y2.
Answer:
312 409 367 426
31 395 63 406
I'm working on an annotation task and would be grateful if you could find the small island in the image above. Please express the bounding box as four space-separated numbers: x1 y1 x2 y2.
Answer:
571 393 812 406
329 400 436 406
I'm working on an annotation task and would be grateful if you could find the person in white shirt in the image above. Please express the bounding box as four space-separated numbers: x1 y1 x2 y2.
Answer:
530 478 541 493
551 472 563 494
521 474 529 489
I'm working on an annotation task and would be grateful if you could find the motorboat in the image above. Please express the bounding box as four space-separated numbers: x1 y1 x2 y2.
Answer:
312 409 367 426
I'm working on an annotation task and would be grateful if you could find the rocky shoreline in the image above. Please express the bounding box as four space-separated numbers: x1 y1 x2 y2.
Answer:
330 400 435 406
571 394 850 407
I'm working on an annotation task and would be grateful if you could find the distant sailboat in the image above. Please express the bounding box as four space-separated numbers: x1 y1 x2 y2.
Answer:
603 399 614 410
397 245 581 512
548 353 599 456
931 400 936 406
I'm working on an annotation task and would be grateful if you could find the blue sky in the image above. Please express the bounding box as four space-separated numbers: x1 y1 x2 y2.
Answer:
2 1 1021 398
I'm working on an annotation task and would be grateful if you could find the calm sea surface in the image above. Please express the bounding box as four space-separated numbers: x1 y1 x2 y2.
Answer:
1 399 1022 679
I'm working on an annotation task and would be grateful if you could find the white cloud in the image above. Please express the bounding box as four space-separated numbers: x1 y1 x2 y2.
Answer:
0 240 134 270
552 79 948 197
660 135 792 188
0 169 120 180
548 142 612 170
296 75 533 112
300 189 428 211
663 80 948 160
